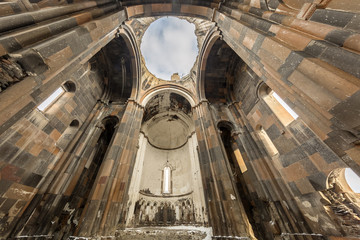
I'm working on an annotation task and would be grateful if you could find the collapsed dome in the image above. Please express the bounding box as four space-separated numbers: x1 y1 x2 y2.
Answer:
140 17 198 80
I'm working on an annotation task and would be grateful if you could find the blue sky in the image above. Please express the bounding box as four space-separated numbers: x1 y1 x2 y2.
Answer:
345 168 360 193
141 17 198 80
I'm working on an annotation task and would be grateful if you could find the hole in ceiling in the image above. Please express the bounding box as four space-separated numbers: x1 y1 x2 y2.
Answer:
345 168 360 193
140 17 198 80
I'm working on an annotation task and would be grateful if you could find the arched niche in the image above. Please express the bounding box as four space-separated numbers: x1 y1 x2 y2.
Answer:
88 25 140 103
63 80 76 93
217 120 260 238
126 90 207 227
198 33 243 103
52 116 119 237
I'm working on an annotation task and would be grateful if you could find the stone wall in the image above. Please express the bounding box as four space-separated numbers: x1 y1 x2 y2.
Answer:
0 0 359 239
0 62 104 237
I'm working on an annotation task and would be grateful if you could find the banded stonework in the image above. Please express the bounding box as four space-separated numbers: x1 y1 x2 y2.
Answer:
0 0 359 239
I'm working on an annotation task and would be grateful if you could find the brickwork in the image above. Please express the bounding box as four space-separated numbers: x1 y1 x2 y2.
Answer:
0 62 104 237
214 2 360 176
193 101 255 238
0 0 359 239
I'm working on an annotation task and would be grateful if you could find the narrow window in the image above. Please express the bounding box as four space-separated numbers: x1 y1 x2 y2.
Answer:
271 92 298 120
162 166 171 194
37 87 65 111
259 83 298 126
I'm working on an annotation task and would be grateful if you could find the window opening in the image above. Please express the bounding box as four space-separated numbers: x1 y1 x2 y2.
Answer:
162 166 171 194
271 92 299 120
37 87 65 111
260 83 298 126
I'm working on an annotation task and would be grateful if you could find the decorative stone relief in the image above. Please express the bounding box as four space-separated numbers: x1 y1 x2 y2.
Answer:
132 198 197 226
321 169 360 236
0 57 26 92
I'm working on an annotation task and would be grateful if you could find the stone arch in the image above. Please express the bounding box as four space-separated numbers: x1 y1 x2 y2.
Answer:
126 87 207 227
257 81 271 99
197 29 244 104
124 3 214 20
94 24 140 102
140 85 196 107
197 26 222 100
100 115 120 129
217 120 235 133
118 24 141 100
56 119 81 150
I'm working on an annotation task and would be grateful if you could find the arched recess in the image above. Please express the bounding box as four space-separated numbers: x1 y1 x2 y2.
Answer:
197 26 221 100
89 24 140 103
197 29 244 104
57 115 119 237
118 24 141 101
126 90 207 227
56 119 80 150
217 120 260 238
140 84 196 107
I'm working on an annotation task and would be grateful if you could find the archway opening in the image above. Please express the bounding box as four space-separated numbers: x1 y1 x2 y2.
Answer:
203 39 240 103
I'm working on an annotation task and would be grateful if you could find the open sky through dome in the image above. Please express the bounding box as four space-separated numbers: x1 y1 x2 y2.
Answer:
345 168 360 193
141 17 198 80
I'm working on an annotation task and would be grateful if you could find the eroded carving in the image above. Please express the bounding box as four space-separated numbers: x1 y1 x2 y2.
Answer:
321 169 360 236
0 57 26 92
132 198 197 226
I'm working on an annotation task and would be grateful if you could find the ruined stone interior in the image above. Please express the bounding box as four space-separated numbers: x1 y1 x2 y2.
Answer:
0 1 360 240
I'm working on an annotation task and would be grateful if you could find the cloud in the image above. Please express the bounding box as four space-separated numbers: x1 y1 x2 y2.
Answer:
141 17 198 80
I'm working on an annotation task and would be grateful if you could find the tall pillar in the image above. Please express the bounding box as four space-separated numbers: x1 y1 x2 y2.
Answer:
193 100 255 239
9 101 106 237
76 100 144 237
227 102 322 237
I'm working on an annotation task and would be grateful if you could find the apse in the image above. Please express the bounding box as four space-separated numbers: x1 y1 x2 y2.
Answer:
126 91 207 227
